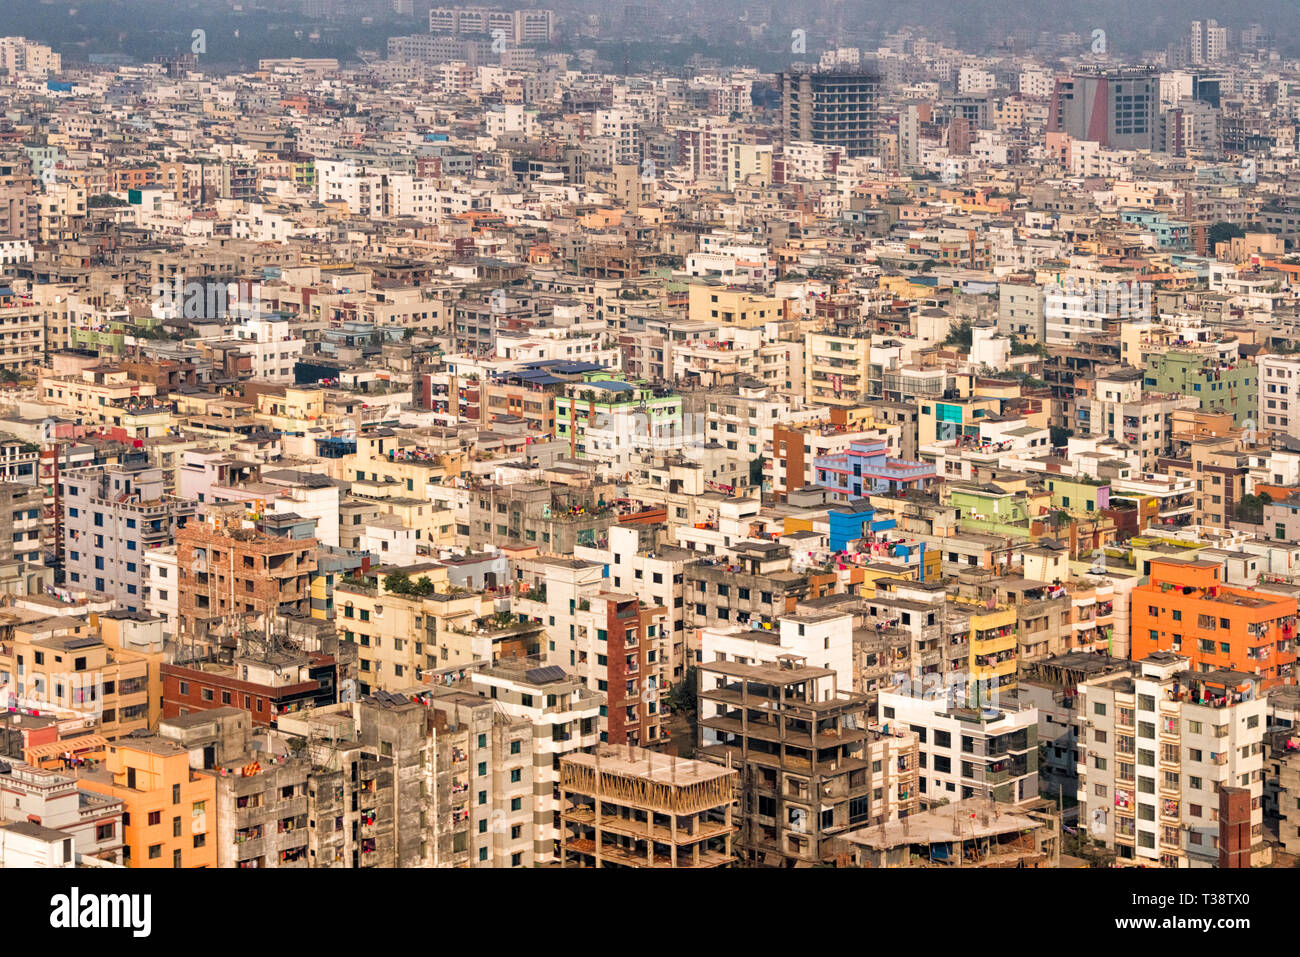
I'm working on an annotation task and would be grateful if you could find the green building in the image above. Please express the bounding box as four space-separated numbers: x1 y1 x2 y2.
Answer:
1144 352 1256 426
555 376 683 460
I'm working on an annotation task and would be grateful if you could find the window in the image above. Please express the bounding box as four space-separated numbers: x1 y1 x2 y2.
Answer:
510 769 521 783
148 844 162 860
510 798 522 811
148 811 161 826
510 741 521 755
173 784 181 804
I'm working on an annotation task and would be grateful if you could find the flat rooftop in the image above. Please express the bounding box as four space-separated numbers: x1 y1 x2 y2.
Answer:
563 744 735 788
840 797 1043 849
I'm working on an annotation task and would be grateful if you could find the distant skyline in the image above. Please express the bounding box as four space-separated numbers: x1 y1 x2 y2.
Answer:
4 0 1300 70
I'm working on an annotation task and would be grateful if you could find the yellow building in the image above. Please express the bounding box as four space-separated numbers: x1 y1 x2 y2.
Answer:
39 367 159 431
96 611 168 729
79 736 216 868
336 568 545 694
0 618 154 739
804 330 874 408
334 430 467 490
688 283 786 328
349 480 456 551
966 604 1017 705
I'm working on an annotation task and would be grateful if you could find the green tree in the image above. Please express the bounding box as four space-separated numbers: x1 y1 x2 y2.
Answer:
87 193 129 208
667 666 698 717
944 319 974 349
1010 337 1049 358
1236 492 1270 524
749 456 764 486
1207 221 1246 251
383 571 412 595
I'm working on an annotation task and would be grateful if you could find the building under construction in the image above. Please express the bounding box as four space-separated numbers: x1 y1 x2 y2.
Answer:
827 796 1061 868
696 655 918 867
559 744 736 868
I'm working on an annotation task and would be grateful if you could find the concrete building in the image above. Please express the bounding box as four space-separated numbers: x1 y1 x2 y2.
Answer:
879 690 1040 807
0 481 42 565
78 734 217 868
1077 652 1265 867
1018 652 1135 800
1130 558 1297 689
175 506 317 641
829 796 1060 868
559 744 737 867
62 455 196 613
467 659 604 863
1258 353 1300 443
778 70 881 157
697 656 917 866
0 759 124 864
1049 69 1158 150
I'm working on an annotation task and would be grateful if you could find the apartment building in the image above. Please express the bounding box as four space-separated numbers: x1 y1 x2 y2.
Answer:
0 760 124 864
779 70 881 157
1075 367 1199 473
278 696 433 868
575 524 693 684
1018 652 1135 800
515 556 669 748
426 684 552 867
62 456 196 613
1077 652 1265 867
879 690 1039 807
1258 353 1300 442
467 659 604 863
1130 558 1297 688
0 481 42 565
0 285 45 371
175 507 317 640
0 624 153 740
78 734 217 868
158 709 312 868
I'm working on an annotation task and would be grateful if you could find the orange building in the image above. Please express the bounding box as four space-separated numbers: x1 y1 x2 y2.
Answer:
79 736 216 868
1131 559 1298 688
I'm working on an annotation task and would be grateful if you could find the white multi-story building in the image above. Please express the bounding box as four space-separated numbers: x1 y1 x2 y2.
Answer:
469 660 603 863
227 316 306 383
143 545 180 635
701 610 853 690
0 37 61 75
0 762 124 864
878 690 1040 807
1258 353 1300 443
1077 652 1265 868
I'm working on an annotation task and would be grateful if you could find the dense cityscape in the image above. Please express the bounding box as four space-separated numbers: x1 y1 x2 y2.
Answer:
0 2 1294 894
